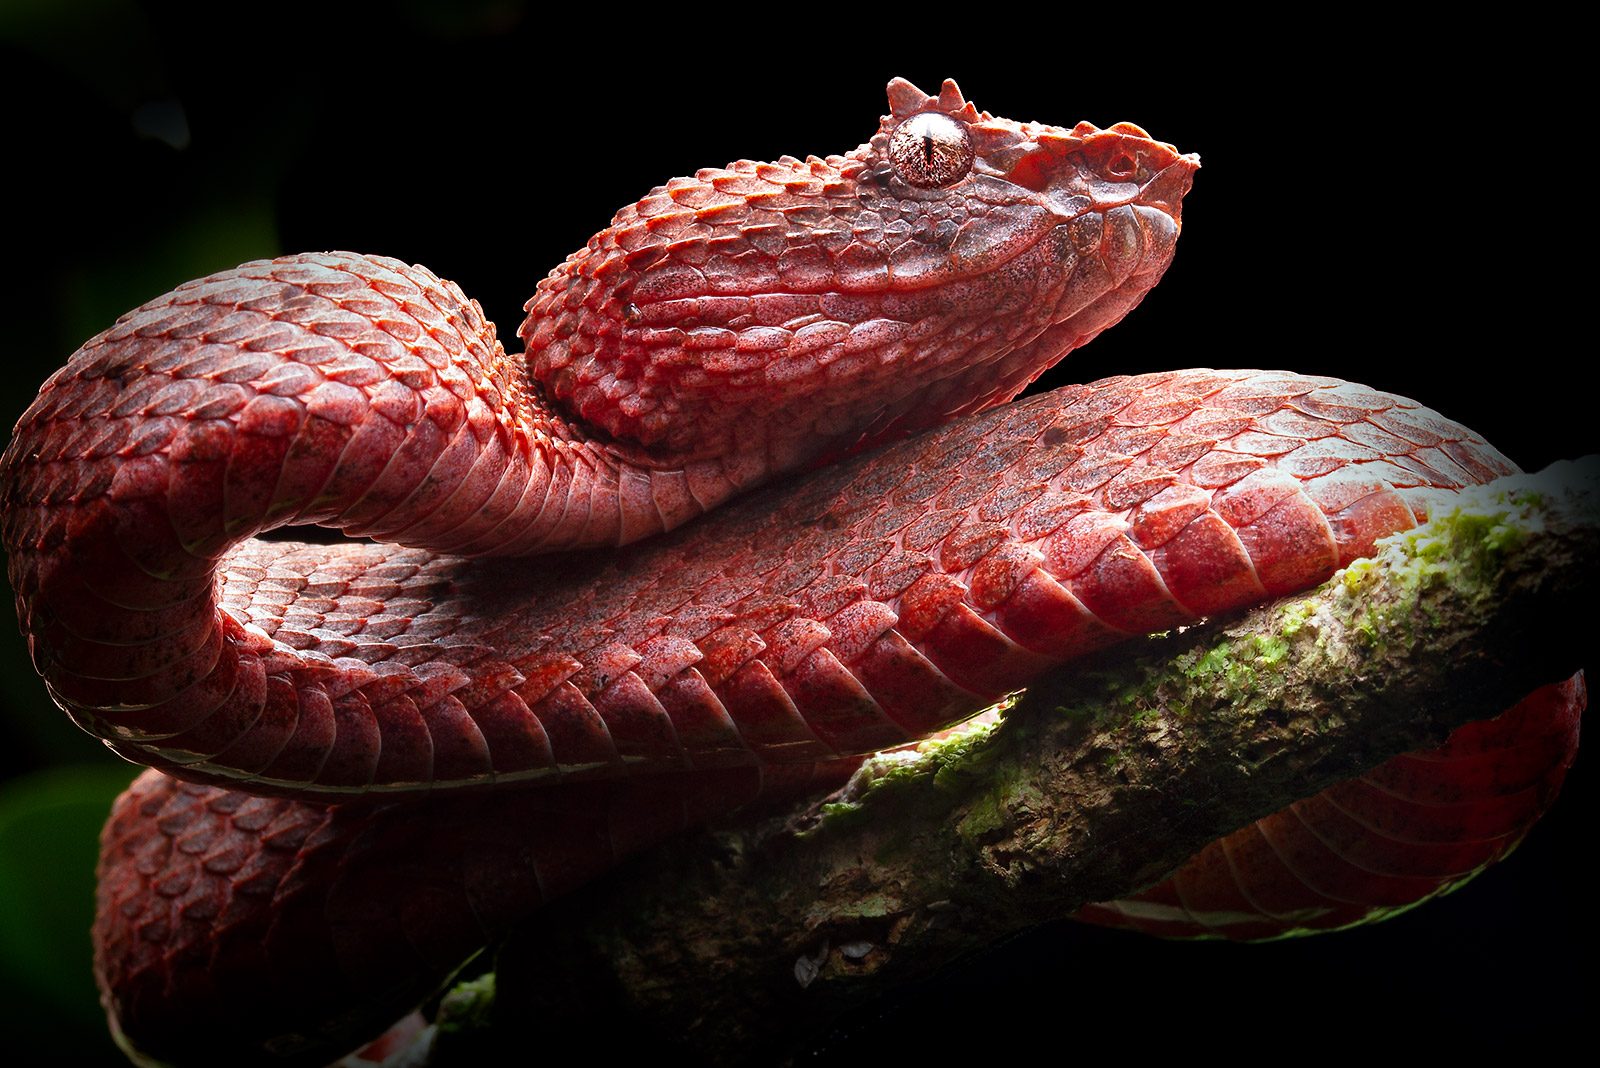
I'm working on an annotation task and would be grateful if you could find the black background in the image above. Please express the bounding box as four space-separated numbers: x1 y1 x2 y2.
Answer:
0 2 1589 1064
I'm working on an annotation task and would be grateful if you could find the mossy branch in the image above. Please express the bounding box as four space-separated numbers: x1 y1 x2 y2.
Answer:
437 459 1598 1065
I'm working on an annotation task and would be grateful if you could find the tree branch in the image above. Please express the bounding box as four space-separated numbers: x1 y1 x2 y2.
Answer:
427 458 1598 1066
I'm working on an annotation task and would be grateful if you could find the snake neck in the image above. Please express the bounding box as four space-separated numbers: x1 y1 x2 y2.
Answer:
520 76 1197 493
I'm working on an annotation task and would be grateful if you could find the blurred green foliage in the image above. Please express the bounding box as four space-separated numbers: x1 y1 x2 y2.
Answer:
0 766 138 1065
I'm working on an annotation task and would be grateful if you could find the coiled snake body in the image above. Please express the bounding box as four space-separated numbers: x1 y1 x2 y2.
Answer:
0 80 1581 1065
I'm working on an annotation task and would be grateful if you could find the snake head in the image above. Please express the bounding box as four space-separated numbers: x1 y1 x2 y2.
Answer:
852 78 1197 286
520 78 1199 484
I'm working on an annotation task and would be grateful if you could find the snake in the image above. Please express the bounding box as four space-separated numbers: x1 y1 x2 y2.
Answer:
0 78 1581 1066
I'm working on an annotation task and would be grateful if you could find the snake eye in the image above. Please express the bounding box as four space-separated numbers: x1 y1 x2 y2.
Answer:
888 112 975 188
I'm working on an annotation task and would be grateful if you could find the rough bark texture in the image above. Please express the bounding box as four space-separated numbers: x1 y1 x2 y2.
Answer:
431 457 1595 1065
